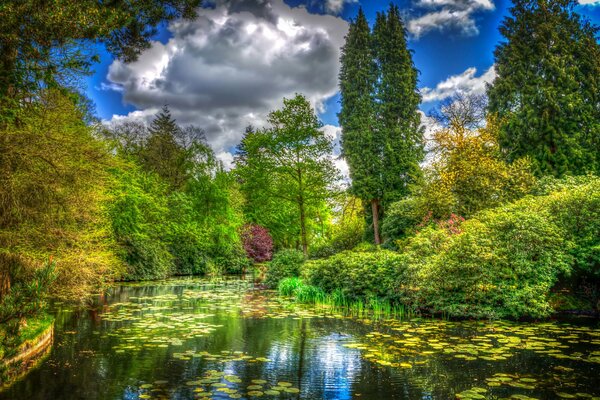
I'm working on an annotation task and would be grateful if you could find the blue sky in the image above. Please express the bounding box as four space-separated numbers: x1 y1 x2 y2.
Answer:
85 0 599 164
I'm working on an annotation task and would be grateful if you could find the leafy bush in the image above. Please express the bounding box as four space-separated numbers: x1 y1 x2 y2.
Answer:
265 249 305 288
168 226 209 275
119 235 173 280
381 198 422 247
0 258 57 326
303 249 407 301
241 224 273 263
402 207 571 319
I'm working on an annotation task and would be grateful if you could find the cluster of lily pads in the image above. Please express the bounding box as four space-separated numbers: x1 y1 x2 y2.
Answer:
98 278 599 399
135 371 301 399
341 319 600 399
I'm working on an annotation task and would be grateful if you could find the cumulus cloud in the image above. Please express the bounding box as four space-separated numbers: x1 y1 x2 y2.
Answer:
104 0 348 154
420 65 496 103
408 0 495 38
321 124 349 182
324 0 358 14
578 0 600 4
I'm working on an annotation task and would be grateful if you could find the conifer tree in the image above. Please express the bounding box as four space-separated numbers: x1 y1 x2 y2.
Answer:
339 8 382 244
339 7 423 244
487 0 600 177
140 106 189 189
374 5 423 203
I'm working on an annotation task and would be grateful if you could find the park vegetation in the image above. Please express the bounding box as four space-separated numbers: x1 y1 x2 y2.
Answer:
0 0 599 356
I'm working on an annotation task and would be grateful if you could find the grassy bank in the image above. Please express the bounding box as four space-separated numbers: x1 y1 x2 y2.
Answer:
278 277 414 321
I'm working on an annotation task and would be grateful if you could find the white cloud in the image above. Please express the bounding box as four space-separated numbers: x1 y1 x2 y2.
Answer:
105 0 348 154
578 0 600 4
420 65 496 103
321 124 349 182
408 0 495 38
324 0 358 14
216 151 235 170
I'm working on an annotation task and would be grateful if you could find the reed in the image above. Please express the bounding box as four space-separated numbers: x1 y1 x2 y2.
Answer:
277 277 414 321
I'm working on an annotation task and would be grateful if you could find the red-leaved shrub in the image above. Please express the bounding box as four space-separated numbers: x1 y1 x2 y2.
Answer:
241 224 273 263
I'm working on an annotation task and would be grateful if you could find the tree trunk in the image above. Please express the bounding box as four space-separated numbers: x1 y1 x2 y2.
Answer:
299 199 308 256
0 267 10 301
371 198 381 245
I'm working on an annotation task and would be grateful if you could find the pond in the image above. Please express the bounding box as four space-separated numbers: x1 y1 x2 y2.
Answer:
1 277 598 399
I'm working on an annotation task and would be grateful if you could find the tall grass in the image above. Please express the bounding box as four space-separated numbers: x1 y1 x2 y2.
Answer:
277 277 413 321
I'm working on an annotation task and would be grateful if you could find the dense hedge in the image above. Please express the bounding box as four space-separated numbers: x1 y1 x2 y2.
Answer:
402 209 570 319
304 250 407 301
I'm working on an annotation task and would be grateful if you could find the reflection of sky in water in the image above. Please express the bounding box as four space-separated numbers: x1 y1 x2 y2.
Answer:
312 334 361 400
267 333 361 399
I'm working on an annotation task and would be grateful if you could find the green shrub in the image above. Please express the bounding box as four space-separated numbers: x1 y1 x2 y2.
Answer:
294 283 326 303
381 197 423 247
402 207 571 319
168 226 209 275
120 234 173 280
265 249 305 288
303 249 407 301
539 178 599 277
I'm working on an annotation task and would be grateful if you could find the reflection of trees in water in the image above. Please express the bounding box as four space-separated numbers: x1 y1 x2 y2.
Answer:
2 282 598 400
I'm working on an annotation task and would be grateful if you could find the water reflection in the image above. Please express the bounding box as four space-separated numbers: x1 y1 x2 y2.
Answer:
0 277 598 400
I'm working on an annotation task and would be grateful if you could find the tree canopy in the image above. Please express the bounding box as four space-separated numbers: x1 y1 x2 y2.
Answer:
487 0 600 177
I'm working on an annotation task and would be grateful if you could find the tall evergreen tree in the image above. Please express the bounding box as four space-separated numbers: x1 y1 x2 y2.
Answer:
139 106 189 189
373 5 423 203
487 0 600 177
339 7 422 245
339 8 382 244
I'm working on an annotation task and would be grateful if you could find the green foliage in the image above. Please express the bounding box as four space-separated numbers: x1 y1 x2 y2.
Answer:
0 90 120 300
372 5 423 204
0 259 57 325
234 94 339 255
487 0 600 176
309 195 365 258
303 249 407 301
307 177 599 319
0 0 200 123
397 177 600 318
537 177 600 277
265 249 305 289
383 104 536 246
108 165 172 280
381 197 422 247
402 208 571 319
278 277 303 296
138 106 191 190
340 6 423 243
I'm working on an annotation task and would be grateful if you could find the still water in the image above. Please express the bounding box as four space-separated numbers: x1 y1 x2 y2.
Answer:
1 277 598 399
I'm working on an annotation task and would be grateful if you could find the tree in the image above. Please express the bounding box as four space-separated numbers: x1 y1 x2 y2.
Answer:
373 5 423 204
338 8 382 244
0 90 119 300
339 6 423 245
487 0 600 177
235 95 339 255
427 95 535 217
0 0 201 123
235 126 301 248
138 106 189 189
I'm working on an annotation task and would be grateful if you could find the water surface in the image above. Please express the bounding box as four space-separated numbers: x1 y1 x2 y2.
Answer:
1 277 598 399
